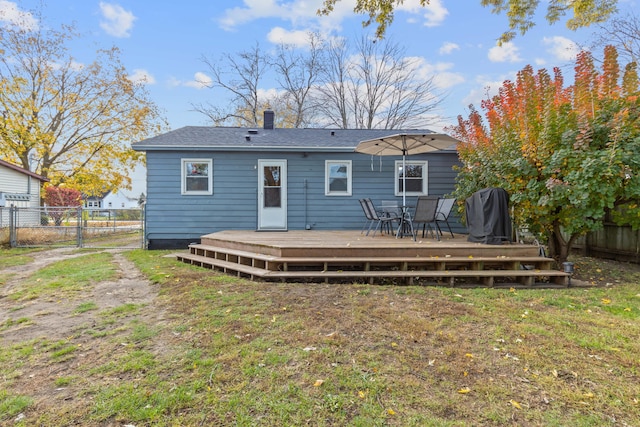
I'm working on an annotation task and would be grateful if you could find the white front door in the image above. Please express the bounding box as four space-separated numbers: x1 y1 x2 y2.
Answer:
258 159 287 230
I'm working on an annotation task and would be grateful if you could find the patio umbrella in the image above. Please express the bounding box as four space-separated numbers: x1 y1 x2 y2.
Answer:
355 133 459 206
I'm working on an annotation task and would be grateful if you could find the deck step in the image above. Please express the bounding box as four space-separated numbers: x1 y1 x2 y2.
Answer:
188 244 553 270
177 249 569 288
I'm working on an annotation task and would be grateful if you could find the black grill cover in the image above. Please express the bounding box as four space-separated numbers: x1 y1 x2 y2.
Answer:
465 188 512 245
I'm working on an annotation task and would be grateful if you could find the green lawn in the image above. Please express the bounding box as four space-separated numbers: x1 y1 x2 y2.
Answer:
1 248 639 426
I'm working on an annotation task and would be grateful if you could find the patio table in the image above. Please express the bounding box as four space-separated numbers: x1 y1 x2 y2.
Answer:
396 205 415 240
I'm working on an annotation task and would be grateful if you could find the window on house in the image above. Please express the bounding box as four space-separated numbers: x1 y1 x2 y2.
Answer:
182 159 213 195
395 160 428 196
325 160 352 196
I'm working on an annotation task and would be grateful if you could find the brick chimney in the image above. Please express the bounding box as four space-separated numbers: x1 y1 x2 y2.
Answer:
264 110 274 130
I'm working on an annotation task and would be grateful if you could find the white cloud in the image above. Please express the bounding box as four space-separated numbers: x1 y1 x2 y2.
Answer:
406 57 465 90
219 0 355 34
128 69 156 85
488 42 521 63
439 42 459 55
0 0 38 30
267 27 312 47
48 59 85 72
542 36 581 62
398 0 448 27
534 57 546 66
184 72 213 90
99 2 136 38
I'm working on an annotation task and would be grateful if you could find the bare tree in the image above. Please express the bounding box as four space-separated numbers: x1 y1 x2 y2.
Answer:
594 11 640 63
271 32 326 128
315 36 444 129
192 43 270 127
314 38 353 128
195 35 444 130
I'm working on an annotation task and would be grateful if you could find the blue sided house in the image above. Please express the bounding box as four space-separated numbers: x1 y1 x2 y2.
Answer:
132 111 462 249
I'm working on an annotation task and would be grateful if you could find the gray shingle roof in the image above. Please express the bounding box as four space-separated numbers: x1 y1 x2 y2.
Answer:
132 126 456 152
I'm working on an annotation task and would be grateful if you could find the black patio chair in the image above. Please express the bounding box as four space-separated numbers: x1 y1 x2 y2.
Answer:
412 195 440 240
363 198 398 237
359 198 375 234
435 198 455 238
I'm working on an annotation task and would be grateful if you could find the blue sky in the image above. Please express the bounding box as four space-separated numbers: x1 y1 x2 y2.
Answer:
3 0 637 132
1 0 636 193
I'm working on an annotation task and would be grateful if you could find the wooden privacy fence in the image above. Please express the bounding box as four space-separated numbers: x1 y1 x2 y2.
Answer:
574 224 640 263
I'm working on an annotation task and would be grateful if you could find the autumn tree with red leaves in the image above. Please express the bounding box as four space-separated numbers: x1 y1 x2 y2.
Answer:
43 186 82 226
450 46 640 263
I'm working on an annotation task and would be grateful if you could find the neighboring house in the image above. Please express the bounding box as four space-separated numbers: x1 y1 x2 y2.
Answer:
84 190 140 210
132 111 462 249
0 159 49 227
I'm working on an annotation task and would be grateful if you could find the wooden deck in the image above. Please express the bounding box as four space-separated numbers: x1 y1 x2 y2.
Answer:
176 230 570 288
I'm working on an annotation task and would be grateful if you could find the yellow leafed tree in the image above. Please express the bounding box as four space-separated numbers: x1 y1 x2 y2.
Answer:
318 0 617 44
0 14 166 196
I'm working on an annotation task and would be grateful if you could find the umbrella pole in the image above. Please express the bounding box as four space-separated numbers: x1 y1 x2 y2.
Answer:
402 154 406 207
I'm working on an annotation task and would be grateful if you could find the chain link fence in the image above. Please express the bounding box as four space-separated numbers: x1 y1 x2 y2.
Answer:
2 205 145 249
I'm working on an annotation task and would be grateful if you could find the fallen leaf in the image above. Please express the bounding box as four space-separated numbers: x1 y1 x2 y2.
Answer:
624 307 632 312
458 387 471 394
465 353 474 358
358 391 366 399
509 399 522 409
601 298 611 305
313 379 324 387
387 409 396 415
303 346 317 352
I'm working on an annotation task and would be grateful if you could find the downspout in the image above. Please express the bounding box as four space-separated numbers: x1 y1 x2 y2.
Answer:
304 179 310 230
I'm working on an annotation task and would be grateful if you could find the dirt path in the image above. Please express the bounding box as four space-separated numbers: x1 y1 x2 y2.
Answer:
0 248 160 344
0 248 169 422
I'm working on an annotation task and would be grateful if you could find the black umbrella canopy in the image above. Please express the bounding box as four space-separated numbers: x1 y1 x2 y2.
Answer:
355 133 459 205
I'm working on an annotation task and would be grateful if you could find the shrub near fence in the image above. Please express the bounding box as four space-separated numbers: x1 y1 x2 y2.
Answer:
5 206 144 248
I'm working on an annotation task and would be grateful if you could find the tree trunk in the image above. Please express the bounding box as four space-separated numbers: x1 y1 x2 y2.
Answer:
548 222 580 265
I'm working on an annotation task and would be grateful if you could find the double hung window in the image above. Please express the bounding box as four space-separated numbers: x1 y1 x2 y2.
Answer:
325 160 352 196
395 160 428 196
182 159 212 195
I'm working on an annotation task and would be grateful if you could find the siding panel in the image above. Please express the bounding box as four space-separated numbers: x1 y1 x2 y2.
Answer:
144 150 462 246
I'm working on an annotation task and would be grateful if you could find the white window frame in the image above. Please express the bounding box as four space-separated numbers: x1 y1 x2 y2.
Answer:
325 160 352 196
395 160 428 197
182 158 213 195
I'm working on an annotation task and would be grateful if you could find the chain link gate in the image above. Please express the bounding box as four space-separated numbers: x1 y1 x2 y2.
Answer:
4 205 145 249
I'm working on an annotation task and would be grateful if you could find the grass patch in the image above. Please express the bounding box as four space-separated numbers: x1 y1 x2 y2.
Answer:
8 252 117 301
1 317 32 331
0 390 33 419
0 247 42 269
73 301 98 314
